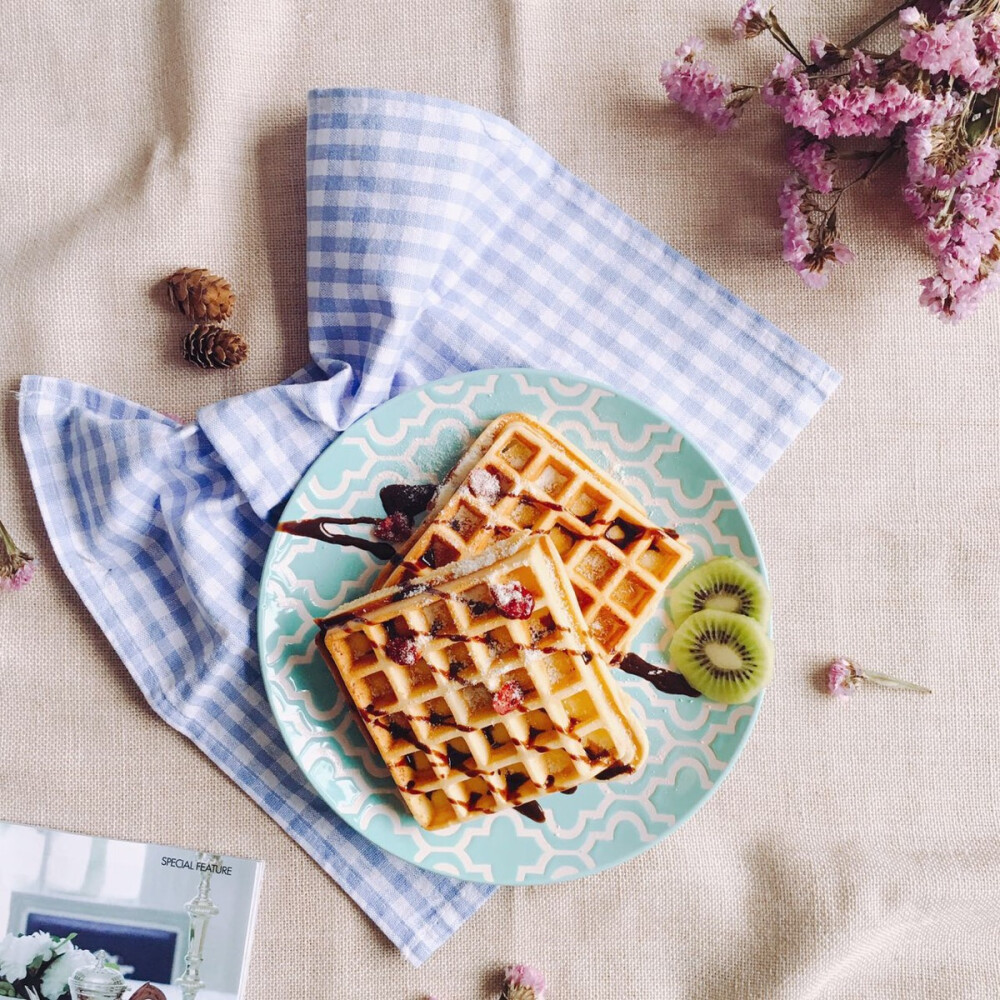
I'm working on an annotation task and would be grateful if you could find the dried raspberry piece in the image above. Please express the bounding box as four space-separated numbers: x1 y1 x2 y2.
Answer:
489 581 535 620
373 511 413 543
385 636 418 666
492 680 524 715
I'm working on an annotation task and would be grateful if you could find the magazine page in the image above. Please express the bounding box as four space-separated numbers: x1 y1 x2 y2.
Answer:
0 822 263 1000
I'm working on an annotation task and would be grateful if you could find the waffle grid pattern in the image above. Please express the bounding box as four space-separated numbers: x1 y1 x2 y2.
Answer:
320 538 646 830
384 416 693 657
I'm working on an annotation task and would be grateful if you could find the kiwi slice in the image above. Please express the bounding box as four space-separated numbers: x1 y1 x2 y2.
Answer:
669 609 772 704
669 556 770 628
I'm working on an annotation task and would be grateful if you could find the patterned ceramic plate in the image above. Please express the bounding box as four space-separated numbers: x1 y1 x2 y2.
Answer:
258 369 764 885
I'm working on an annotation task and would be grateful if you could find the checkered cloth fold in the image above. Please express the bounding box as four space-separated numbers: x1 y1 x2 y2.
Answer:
18 89 839 965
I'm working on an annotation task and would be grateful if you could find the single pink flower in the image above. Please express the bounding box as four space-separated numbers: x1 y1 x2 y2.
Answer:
502 965 546 1000
0 517 36 593
826 657 857 699
674 37 704 61
809 33 839 67
733 1 767 40
790 240 855 289
849 48 878 84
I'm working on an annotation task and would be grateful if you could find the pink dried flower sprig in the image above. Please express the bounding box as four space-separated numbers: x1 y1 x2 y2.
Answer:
0 517 36 592
501 965 546 1000
660 38 756 132
733 1 768 41
826 656 931 700
431 964 546 1000
778 177 855 288
659 1 1000 320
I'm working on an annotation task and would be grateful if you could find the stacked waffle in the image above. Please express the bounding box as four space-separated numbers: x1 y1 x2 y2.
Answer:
316 413 693 830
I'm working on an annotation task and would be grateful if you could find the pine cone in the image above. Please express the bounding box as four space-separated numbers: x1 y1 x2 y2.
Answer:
183 325 248 369
165 267 235 321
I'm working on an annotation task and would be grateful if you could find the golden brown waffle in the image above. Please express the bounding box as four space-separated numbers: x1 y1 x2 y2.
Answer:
377 413 694 658
316 535 649 831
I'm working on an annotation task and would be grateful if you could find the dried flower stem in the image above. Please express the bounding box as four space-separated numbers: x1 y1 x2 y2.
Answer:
766 13 809 65
841 3 911 52
861 670 932 693
0 517 18 552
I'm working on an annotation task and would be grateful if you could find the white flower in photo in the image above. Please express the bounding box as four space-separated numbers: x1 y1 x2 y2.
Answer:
40 947 94 1000
0 932 56 983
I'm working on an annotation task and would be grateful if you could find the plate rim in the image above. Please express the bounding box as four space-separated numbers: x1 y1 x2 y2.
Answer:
257 366 766 884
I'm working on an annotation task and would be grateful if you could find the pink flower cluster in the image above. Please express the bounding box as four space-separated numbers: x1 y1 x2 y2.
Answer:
900 8 1000 93
902 94 1000 319
779 178 854 289
659 38 741 132
659 1 1000 318
762 54 928 139
787 131 836 194
905 168 1000 320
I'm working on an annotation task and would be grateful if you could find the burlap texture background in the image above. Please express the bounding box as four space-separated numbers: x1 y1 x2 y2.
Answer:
1 2 997 997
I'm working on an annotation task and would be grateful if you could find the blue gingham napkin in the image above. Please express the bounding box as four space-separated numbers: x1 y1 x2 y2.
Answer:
18 89 839 966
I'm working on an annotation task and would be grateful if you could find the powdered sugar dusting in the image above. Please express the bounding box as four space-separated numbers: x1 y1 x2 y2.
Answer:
468 467 501 505
489 580 521 605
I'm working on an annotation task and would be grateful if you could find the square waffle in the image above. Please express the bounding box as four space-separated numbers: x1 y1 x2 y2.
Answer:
376 412 693 659
316 535 649 831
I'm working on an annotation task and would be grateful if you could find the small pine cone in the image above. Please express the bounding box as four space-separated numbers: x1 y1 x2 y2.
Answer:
183 325 248 369
165 267 235 321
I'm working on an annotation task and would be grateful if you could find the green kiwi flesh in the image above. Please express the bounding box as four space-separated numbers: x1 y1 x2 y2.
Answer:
669 609 773 704
669 556 771 628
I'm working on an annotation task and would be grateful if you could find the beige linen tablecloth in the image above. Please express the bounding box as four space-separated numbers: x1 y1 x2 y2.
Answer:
1 2 998 997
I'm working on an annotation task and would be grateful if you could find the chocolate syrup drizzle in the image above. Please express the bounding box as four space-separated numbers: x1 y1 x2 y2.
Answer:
381 483 436 516
395 491 681 584
510 491 681 543
278 517 401 561
515 802 546 822
615 652 702 698
277 481 437 562
363 703 606 774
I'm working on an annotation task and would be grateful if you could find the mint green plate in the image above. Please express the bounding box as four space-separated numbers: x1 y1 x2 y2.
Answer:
257 369 764 885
